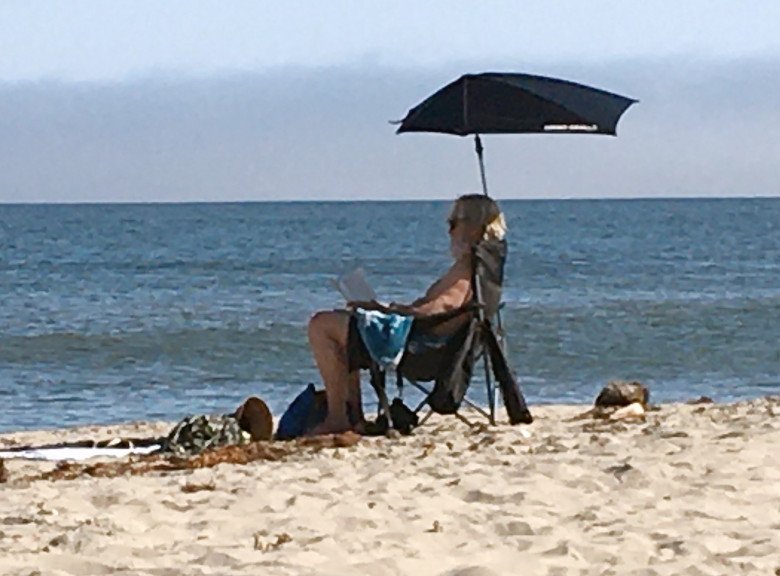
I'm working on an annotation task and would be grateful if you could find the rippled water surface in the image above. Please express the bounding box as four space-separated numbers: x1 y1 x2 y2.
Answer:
1 199 778 431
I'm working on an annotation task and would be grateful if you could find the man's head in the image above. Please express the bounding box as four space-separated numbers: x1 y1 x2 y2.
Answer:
448 194 506 258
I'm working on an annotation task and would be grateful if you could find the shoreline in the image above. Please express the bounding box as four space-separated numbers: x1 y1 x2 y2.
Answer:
1 397 778 575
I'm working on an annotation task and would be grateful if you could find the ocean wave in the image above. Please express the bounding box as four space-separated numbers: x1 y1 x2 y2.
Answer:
0 324 308 366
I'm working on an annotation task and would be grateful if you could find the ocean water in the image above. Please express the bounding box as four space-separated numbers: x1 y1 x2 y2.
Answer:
1 199 778 432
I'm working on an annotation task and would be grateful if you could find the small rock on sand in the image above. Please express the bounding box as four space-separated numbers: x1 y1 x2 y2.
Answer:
595 380 649 408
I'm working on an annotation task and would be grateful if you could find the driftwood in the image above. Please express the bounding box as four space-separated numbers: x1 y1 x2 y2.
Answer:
18 432 361 484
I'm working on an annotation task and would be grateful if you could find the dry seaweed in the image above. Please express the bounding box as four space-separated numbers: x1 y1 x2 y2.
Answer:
19 432 361 484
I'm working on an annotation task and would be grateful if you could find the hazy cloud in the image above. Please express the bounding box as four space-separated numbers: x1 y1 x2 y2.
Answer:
1 58 778 202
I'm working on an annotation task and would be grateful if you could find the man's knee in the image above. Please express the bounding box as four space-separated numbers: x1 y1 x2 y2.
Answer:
308 311 328 341
308 310 348 345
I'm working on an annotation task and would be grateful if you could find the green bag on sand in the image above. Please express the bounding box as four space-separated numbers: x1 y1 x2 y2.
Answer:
162 396 274 456
162 414 251 456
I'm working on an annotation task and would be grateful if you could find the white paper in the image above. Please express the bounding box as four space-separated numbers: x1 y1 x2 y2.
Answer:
332 267 377 302
0 444 161 461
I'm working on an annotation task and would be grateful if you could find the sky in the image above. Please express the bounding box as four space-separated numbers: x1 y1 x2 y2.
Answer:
1 1 779 202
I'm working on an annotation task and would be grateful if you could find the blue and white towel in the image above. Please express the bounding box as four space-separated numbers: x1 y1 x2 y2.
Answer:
355 309 414 368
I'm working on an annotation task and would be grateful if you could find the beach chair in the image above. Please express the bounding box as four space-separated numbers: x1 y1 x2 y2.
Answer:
349 238 533 431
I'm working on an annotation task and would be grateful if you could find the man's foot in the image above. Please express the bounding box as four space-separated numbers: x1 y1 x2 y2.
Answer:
305 418 352 437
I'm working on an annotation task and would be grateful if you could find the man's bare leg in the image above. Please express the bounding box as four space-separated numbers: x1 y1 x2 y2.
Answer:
307 311 354 435
345 369 364 425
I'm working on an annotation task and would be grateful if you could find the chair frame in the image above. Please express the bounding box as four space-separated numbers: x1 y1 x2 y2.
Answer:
368 269 506 429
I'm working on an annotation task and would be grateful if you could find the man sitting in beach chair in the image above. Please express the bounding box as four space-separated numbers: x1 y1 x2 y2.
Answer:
306 194 532 436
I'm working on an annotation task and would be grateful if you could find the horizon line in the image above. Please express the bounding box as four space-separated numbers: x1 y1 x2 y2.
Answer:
2 194 778 207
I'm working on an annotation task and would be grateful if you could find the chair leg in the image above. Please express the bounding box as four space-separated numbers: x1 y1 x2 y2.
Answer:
417 407 477 428
418 408 433 426
482 346 496 425
454 411 478 427
370 365 394 429
407 377 494 425
409 381 432 414
461 395 493 422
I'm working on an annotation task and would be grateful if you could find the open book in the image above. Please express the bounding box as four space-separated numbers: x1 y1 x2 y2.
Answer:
331 267 378 302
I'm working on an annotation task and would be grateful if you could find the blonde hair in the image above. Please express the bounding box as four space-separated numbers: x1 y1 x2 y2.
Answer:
483 212 507 241
450 194 507 241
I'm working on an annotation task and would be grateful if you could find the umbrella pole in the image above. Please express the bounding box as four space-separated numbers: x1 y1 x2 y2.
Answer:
474 134 489 196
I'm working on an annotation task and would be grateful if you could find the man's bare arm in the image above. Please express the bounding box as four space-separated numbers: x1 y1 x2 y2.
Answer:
391 276 471 317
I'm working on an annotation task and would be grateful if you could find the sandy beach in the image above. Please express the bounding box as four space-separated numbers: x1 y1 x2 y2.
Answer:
1 398 778 576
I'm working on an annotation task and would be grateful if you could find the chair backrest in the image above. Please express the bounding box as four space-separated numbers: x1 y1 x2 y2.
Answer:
396 238 507 384
405 237 506 339
472 238 506 320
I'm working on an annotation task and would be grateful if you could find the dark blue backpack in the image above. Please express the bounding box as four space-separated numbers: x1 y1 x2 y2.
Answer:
275 383 328 440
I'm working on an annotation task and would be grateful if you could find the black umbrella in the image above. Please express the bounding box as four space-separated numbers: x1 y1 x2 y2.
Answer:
396 72 637 195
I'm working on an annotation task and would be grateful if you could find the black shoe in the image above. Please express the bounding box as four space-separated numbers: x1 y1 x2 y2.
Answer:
361 415 389 436
390 399 418 435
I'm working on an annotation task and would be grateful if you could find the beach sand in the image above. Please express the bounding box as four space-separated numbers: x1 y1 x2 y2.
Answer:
1 398 778 575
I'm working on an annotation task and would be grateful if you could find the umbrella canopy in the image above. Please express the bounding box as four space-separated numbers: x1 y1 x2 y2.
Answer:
395 72 637 194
